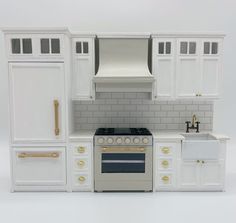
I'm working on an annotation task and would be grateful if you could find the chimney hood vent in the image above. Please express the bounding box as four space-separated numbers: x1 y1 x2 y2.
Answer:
93 36 154 93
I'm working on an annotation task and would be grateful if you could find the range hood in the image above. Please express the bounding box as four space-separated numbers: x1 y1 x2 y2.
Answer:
93 34 154 93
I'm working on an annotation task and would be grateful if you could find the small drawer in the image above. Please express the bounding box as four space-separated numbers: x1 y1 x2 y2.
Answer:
74 173 90 186
157 143 176 156
158 173 173 186
74 158 89 171
73 143 91 156
158 158 173 170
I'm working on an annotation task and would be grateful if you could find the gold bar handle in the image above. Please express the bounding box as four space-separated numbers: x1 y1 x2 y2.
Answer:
54 100 60 136
18 152 60 158
102 147 145 152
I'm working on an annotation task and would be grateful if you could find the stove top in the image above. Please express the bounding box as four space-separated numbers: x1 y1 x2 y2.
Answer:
95 128 152 136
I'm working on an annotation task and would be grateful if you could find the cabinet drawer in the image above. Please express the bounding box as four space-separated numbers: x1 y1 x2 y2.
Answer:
158 144 174 156
72 143 91 156
12 147 66 186
158 158 173 170
158 173 173 186
74 158 89 171
73 173 91 187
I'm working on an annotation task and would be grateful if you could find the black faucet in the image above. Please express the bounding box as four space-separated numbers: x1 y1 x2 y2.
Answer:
185 114 200 133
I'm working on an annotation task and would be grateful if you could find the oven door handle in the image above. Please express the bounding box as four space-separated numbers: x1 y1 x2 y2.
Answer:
102 147 146 152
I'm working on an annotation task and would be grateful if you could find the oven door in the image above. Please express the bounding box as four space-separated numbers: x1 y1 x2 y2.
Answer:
95 146 152 182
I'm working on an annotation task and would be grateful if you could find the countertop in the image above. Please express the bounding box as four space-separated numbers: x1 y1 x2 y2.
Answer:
69 130 230 141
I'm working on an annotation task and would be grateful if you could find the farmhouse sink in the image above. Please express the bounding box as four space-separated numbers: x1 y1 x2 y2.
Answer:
181 133 220 160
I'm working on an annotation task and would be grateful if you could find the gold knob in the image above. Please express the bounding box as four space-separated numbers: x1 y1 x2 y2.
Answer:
162 176 169 182
197 160 200 163
78 176 86 182
77 146 85 153
161 160 169 168
78 160 85 167
162 147 170 154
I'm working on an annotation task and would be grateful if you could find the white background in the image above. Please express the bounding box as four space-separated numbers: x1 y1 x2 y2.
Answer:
0 0 235 223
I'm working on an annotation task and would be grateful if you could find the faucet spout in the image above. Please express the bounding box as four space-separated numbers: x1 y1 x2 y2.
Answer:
192 114 197 127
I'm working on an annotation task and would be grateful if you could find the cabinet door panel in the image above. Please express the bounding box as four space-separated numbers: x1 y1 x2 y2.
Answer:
176 58 200 97
201 58 220 97
73 57 92 99
179 161 199 188
200 161 224 188
9 63 65 142
13 147 66 186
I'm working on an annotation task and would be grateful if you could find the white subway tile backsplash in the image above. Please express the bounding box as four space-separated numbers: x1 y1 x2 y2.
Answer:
73 93 213 131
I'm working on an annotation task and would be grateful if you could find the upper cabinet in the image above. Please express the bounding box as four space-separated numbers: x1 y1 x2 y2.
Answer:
71 36 95 100
152 38 175 99
152 34 224 100
4 30 67 61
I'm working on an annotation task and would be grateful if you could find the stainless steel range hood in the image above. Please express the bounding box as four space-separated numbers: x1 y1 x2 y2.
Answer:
93 34 154 93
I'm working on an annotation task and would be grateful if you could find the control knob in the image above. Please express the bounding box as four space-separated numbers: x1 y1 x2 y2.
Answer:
107 137 114 144
97 137 104 144
124 137 131 144
116 137 122 144
133 137 140 144
142 137 149 144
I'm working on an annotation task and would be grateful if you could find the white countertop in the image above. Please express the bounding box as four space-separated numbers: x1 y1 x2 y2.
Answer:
69 130 230 141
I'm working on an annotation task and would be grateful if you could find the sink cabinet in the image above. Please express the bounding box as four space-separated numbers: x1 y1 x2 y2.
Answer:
179 160 224 190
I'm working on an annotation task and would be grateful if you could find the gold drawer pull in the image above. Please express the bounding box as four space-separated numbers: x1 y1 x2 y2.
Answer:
18 152 59 158
54 100 60 136
77 146 86 153
77 160 85 167
161 147 170 154
78 176 86 182
162 176 170 182
161 160 169 168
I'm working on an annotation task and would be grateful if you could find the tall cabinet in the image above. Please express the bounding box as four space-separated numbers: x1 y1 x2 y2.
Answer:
4 29 70 191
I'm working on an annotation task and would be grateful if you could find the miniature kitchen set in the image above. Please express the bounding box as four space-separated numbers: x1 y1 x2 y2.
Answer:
3 28 229 192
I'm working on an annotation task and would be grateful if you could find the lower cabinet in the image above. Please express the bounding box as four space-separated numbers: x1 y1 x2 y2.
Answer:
12 147 66 191
154 141 181 191
178 160 225 191
70 141 93 191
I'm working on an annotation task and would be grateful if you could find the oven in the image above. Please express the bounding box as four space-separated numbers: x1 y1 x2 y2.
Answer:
94 129 153 192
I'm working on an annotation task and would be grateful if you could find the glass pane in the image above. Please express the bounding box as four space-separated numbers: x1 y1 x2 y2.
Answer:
83 42 89 54
102 153 145 173
22 39 32 54
41 39 50 54
76 42 82 53
11 39 21 54
204 42 210 54
189 42 196 54
158 42 164 54
166 42 171 54
51 38 60 54
212 42 218 54
180 42 188 54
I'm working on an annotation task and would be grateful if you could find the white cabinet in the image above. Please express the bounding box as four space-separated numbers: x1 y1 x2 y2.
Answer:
154 141 181 191
152 38 175 99
176 37 223 99
179 160 224 190
70 141 93 191
72 37 95 100
12 147 66 187
152 34 224 100
5 33 65 61
176 38 201 98
9 62 66 143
